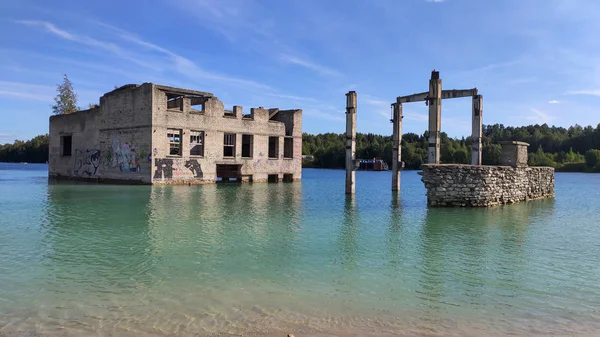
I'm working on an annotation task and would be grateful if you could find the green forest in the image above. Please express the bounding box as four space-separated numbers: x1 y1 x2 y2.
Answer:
302 123 600 172
2 124 600 172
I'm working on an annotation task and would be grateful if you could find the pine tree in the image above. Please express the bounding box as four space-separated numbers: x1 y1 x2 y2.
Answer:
52 74 79 115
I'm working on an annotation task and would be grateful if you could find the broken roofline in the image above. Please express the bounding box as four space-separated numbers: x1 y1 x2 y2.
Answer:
155 84 214 98
107 83 214 98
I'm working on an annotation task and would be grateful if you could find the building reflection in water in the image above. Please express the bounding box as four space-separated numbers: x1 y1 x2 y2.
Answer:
145 181 303 289
43 183 155 307
336 196 359 271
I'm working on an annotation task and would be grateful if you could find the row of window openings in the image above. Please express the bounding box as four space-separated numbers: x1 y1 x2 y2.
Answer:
168 129 293 159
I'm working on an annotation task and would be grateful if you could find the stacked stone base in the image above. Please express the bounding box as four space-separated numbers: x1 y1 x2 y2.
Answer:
420 164 555 207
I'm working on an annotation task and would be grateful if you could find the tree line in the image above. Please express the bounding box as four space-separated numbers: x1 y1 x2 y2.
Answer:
3 124 600 172
303 123 600 172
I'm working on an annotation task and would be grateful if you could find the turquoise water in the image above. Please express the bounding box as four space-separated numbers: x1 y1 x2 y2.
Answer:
1 163 600 336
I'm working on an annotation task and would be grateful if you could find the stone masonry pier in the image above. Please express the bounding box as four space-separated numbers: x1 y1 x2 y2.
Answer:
420 164 555 207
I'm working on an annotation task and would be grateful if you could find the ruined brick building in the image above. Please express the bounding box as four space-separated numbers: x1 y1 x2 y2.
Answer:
48 83 302 184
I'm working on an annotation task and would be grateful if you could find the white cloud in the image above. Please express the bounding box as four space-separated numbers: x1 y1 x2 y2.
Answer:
548 100 561 104
425 0 446 3
280 54 340 77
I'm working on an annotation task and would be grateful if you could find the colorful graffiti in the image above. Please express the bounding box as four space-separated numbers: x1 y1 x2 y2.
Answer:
73 149 101 177
109 136 149 172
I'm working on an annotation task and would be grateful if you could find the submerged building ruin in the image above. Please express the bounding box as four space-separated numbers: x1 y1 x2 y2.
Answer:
344 70 555 207
49 83 302 184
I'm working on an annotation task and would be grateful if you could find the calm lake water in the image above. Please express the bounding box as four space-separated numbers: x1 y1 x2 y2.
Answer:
1 163 599 336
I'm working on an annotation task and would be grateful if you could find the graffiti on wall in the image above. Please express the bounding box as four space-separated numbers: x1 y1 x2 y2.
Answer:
153 158 203 180
74 149 101 176
107 136 149 172
154 158 173 179
185 159 203 178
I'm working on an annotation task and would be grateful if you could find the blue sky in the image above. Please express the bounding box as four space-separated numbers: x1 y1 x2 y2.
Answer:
1 0 600 143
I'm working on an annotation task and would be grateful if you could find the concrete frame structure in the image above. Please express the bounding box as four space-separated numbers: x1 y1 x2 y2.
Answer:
345 70 483 193
49 83 302 184
394 70 483 167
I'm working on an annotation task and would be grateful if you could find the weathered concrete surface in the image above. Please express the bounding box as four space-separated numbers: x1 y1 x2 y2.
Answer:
420 164 555 207
391 102 402 191
49 83 302 185
500 141 529 168
345 91 357 194
471 95 483 165
427 71 442 164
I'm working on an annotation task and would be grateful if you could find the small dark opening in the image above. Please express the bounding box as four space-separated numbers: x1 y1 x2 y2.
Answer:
61 135 72 157
167 94 183 111
284 137 293 158
283 174 293 182
268 174 279 183
268 136 279 159
217 164 241 182
242 135 253 158
223 133 236 157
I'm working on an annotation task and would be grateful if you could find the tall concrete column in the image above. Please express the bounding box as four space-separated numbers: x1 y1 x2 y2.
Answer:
392 102 403 191
345 91 357 194
471 95 483 165
428 71 442 164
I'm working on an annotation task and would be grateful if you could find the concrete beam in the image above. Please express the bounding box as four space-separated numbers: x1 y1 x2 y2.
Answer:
155 84 213 98
442 89 478 99
396 88 478 103
392 103 403 191
428 71 442 164
472 95 483 165
345 91 357 194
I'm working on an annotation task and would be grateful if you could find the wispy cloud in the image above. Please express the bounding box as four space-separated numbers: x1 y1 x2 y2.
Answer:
403 111 428 122
280 54 340 77
425 0 445 2
0 81 55 101
361 95 391 108
303 109 344 122
0 133 13 138
17 20 271 90
16 20 159 70
565 89 600 96
548 100 561 104
264 93 318 102
528 108 555 124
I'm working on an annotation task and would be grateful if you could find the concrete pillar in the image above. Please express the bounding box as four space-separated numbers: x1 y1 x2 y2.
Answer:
345 91 357 194
428 70 442 164
392 102 403 191
471 95 483 165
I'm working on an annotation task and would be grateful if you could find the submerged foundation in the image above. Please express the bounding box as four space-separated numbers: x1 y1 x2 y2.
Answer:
420 141 555 207
420 164 555 207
